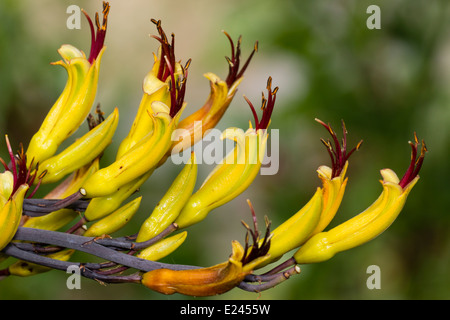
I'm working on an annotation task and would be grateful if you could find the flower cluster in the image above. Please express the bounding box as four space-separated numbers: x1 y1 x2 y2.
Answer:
0 2 426 297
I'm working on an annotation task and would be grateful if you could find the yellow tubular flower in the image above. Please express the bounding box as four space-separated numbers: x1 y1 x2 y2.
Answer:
170 33 257 155
83 170 152 221
312 163 348 235
174 78 277 229
137 231 188 261
26 3 110 167
117 19 188 159
36 108 119 184
249 120 362 267
262 188 323 265
141 240 270 296
83 196 141 237
81 104 184 198
0 184 28 251
294 135 427 264
309 119 363 236
83 21 187 220
136 152 197 242
0 136 39 250
83 20 189 204
172 73 240 154
0 171 14 208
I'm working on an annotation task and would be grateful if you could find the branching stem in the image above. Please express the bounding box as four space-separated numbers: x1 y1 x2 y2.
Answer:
11 227 197 272
238 265 301 293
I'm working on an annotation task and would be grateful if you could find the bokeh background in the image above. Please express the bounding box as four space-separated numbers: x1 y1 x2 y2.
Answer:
0 0 449 300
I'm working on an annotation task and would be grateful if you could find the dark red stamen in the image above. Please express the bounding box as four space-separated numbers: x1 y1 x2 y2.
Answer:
399 133 427 189
175 60 190 116
1 136 45 199
245 97 260 129
82 2 110 64
164 55 177 116
244 77 278 130
16 145 28 188
241 200 271 266
5 135 17 188
316 119 363 179
223 31 258 88
150 19 190 118
0 157 8 172
150 19 176 83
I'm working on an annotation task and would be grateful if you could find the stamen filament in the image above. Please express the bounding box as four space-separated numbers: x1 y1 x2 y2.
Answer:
315 119 362 178
5 135 17 190
245 77 278 130
150 19 189 118
223 31 258 87
82 1 110 64
399 133 427 189
240 200 271 266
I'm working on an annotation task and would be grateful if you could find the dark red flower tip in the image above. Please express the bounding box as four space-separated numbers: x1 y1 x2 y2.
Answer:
241 200 271 266
316 119 363 179
150 19 190 118
223 32 258 88
0 136 45 199
244 77 278 130
398 133 427 189
82 1 110 64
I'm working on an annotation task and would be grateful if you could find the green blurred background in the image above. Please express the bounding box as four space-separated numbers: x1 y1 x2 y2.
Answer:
0 0 448 300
